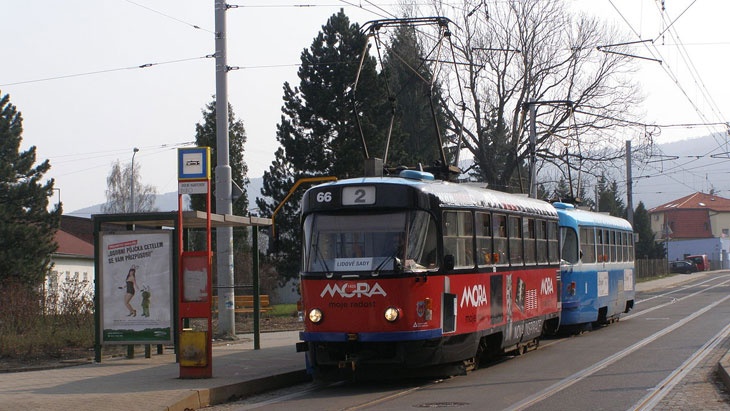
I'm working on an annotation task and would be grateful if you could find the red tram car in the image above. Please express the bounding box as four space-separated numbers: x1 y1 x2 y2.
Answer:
295 171 562 378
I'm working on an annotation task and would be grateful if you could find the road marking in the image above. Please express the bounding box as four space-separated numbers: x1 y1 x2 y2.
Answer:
625 277 730 321
506 293 730 411
631 320 730 410
635 274 730 305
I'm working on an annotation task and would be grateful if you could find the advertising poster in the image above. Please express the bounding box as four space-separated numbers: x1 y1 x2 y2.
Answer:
100 231 173 344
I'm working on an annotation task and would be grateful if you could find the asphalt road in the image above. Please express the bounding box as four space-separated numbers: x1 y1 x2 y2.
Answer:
209 272 730 411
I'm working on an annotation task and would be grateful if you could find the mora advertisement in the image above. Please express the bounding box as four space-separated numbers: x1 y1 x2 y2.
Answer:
100 231 173 344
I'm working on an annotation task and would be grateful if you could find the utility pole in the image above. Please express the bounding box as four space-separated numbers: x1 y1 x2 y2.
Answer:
626 140 634 226
528 98 537 198
523 99 573 199
214 0 235 338
131 147 139 213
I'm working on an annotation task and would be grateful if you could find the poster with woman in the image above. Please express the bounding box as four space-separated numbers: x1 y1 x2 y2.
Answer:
99 231 173 344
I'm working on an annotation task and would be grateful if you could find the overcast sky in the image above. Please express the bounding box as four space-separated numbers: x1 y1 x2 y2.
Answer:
2 0 729 213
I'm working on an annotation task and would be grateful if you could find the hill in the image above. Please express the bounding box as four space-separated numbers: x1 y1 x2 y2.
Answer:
69 177 264 217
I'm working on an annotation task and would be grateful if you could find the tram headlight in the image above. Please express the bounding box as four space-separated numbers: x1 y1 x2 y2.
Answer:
308 308 323 324
384 306 400 322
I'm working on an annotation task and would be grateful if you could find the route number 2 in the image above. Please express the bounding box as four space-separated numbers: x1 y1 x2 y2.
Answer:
342 186 376 205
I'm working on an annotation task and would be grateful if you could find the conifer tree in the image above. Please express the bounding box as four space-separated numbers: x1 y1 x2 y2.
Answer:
379 24 449 169
0 92 60 288
595 175 626 217
633 202 665 259
189 100 251 283
190 99 249 216
257 10 384 279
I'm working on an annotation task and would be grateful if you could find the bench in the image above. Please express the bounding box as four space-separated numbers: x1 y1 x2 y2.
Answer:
211 295 271 314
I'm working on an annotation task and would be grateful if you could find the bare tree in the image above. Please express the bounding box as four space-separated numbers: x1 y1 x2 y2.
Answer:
418 0 649 194
101 160 158 213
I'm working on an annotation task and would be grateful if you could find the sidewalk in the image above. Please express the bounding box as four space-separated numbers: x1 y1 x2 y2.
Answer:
1 272 728 411
0 331 307 411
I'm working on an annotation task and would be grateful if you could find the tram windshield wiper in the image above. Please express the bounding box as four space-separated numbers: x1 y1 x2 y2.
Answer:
372 253 402 274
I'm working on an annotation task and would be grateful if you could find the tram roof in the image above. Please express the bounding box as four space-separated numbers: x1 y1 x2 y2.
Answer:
322 176 558 217
553 202 633 231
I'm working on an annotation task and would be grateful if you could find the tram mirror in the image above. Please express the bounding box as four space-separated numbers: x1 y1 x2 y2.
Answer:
444 254 455 271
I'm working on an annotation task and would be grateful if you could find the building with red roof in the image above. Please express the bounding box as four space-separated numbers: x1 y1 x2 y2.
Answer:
47 217 95 302
648 192 730 269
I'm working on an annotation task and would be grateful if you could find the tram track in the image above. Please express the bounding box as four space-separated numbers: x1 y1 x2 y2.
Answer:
634 273 730 306
505 291 730 410
626 275 730 321
630 320 730 410
219 274 730 411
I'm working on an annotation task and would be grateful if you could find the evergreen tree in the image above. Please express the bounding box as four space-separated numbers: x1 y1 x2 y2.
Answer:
258 10 383 279
189 100 251 284
0 92 60 288
190 99 249 216
633 202 665 259
595 175 626 217
379 24 449 169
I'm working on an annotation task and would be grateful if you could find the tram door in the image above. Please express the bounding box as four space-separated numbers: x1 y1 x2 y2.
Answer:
490 275 503 323
443 276 456 333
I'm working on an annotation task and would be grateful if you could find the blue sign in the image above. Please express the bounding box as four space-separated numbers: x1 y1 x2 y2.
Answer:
178 147 211 180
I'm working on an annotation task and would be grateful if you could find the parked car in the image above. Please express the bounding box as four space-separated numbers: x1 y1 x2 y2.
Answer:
669 260 698 274
686 254 710 271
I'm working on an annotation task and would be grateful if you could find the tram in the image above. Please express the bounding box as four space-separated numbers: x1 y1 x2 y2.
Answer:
555 202 635 327
295 170 562 378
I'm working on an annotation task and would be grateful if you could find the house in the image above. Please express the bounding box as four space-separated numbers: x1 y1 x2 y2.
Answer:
47 216 95 303
648 192 730 269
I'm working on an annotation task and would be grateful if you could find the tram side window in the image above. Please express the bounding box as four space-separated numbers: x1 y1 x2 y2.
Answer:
610 230 617 262
580 227 596 263
547 221 559 263
629 232 636 261
561 227 579 264
442 210 474 268
524 218 536 264
493 214 508 265
536 219 548 264
622 232 630 262
508 215 523 265
476 212 493 266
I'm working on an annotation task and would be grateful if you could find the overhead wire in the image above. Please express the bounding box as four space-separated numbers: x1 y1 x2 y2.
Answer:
0 55 215 87
604 0 730 200
122 0 214 33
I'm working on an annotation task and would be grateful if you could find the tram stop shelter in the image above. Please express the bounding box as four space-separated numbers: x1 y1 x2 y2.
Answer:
91 211 272 365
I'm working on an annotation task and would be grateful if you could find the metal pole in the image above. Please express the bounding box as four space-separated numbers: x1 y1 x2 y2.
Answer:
626 140 634 226
528 98 537 198
253 225 260 349
214 0 236 338
131 147 139 213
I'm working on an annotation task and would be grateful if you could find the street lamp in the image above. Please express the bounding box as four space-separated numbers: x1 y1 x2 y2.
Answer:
131 147 139 213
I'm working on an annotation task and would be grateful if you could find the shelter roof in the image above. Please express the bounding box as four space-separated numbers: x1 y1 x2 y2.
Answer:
91 211 271 229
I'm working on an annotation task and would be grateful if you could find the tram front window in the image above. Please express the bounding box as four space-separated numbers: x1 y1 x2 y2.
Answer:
560 227 579 264
303 211 438 274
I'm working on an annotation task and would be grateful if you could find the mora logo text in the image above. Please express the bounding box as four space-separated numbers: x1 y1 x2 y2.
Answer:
320 282 387 298
460 284 488 308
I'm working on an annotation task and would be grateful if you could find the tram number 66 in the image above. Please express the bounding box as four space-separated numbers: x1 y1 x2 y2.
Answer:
316 192 333 203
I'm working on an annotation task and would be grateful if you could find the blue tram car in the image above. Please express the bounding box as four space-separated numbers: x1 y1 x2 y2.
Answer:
555 202 635 327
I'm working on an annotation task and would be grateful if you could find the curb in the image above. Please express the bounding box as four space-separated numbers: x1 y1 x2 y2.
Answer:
718 350 730 392
168 369 311 411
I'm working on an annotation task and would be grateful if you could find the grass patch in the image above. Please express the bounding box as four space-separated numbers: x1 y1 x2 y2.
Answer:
636 273 677 283
266 303 298 317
